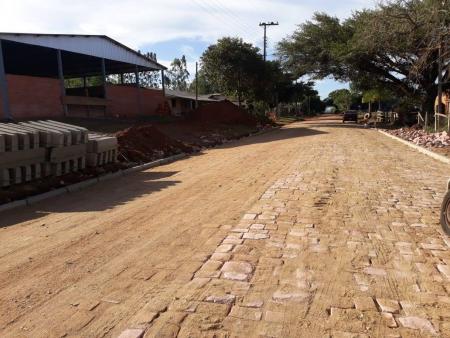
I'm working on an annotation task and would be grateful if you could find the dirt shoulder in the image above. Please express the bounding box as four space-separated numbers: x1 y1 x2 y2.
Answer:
0 117 275 205
0 120 307 337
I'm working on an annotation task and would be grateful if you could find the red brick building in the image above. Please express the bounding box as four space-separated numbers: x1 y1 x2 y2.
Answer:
0 33 168 120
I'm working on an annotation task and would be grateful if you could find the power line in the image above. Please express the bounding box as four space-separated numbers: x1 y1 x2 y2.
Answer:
191 0 242 38
192 0 261 43
207 0 261 39
198 0 253 34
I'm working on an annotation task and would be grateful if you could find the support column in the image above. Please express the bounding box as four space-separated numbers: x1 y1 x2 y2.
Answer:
83 76 88 97
135 66 142 116
0 40 11 120
195 62 198 109
161 69 166 96
56 49 68 116
120 73 124 84
101 58 107 98
135 66 140 88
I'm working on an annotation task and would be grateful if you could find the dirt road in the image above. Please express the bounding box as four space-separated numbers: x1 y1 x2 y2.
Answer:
0 116 449 337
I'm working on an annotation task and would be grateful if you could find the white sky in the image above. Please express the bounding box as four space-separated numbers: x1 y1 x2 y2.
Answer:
0 0 375 97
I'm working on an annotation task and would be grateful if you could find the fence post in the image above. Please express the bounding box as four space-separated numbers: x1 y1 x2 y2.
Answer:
435 113 437 132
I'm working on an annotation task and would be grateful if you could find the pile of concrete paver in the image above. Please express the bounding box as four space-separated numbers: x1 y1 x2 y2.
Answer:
387 128 450 148
0 120 118 187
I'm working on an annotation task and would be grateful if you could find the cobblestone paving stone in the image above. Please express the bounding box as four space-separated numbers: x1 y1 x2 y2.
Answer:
117 121 450 338
2 118 448 338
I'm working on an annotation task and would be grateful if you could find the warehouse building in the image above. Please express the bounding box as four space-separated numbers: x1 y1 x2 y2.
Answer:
0 33 168 120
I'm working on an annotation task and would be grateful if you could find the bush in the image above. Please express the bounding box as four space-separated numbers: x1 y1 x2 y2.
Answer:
248 101 277 125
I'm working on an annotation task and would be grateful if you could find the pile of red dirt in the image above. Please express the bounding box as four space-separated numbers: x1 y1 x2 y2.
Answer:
116 124 192 163
191 101 256 126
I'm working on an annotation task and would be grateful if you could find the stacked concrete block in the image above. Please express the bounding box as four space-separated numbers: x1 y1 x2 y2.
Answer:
0 123 47 187
18 121 88 176
1 120 118 188
87 134 118 167
44 120 89 144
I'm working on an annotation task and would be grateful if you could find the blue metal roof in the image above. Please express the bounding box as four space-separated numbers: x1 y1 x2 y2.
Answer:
0 33 166 71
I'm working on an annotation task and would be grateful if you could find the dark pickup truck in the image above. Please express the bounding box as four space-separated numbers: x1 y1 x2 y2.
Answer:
342 110 358 123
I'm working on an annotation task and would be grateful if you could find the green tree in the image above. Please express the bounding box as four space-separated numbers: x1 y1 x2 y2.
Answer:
277 0 450 112
188 69 220 95
278 80 317 106
117 53 163 88
262 61 318 107
139 71 161 88
301 93 325 115
361 88 394 112
201 37 265 103
140 52 163 88
328 89 353 111
167 55 190 91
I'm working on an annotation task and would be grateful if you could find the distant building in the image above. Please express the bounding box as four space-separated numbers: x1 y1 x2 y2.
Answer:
0 33 168 120
165 89 226 116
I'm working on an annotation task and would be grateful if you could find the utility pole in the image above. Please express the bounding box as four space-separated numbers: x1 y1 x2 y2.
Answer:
195 62 199 109
308 96 311 115
259 21 279 61
237 69 242 108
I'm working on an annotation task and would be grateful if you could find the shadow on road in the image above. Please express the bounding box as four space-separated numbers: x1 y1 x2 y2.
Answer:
0 119 335 228
219 125 328 149
304 122 365 129
0 171 181 228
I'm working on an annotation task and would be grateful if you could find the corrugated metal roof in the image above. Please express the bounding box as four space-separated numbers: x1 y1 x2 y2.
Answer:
0 33 166 71
165 89 226 102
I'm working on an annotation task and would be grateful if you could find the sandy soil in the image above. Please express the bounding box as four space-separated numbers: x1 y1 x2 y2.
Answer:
0 116 448 337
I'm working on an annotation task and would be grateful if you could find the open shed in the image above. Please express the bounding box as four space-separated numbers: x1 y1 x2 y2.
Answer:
0 33 168 120
165 89 227 117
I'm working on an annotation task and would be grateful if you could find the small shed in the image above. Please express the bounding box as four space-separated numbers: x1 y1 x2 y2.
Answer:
0 33 167 120
165 89 226 116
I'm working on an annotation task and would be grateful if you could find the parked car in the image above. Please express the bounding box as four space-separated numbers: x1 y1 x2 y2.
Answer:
342 110 358 123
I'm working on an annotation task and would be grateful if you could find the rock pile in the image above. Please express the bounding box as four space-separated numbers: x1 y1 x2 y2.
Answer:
387 127 450 148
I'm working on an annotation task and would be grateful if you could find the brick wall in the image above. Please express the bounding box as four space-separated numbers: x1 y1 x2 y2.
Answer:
106 85 168 118
0 76 168 120
0 74 63 120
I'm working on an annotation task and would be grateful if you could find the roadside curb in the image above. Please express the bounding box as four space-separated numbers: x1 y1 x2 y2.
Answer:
0 200 27 213
378 129 450 165
0 153 188 214
252 126 282 136
27 188 68 205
